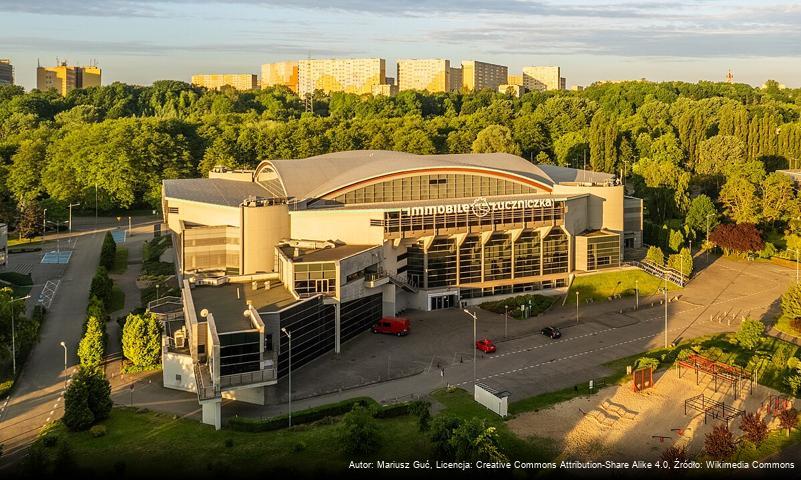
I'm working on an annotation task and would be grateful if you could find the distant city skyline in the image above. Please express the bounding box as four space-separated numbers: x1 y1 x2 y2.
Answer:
2 0 800 91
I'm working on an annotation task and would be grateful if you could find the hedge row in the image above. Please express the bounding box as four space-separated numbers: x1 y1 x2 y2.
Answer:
229 397 379 432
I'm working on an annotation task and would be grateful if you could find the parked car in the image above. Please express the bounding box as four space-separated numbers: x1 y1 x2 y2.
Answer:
475 338 497 353
372 316 410 336
541 326 562 339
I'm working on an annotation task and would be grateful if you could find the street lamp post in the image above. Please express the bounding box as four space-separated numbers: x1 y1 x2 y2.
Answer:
155 284 160 301
575 291 580 325
8 295 31 377
504 305 508 339
128 216 132 237
42 208 47 244
68 203 80 233
463 309 477 388
59 341 67 389
281 327 292 427
660 287 669 348
635 279 639 311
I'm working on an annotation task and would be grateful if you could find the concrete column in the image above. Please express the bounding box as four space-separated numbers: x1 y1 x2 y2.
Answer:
201 399 222 430
334 302 341 354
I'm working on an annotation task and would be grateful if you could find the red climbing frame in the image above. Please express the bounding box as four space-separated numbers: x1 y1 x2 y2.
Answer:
676 353 754 396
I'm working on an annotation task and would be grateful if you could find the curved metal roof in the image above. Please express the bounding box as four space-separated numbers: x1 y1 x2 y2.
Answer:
256 150 613 201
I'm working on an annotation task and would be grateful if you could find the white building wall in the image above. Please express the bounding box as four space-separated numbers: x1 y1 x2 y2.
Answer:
162 352 197 392
289 210 384 245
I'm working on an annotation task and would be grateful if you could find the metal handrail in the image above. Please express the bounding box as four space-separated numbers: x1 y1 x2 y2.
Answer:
218 368 276 388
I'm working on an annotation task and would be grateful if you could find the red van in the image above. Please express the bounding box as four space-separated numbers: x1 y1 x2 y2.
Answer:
372 316 410 336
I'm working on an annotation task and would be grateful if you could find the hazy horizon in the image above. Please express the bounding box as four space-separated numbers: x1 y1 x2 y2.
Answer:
2 0 800 91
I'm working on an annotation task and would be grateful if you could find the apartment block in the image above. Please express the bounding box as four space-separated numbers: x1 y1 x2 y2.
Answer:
507 74 523 86
461 60 508 91
261 61 299 92
36 63 101 96
450 67 463 92
191 74 258 91
522 66 563 91
396 58 452 92
0 59 13 85
298 58 386 97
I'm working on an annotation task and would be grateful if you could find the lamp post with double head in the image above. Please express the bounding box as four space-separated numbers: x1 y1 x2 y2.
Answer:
59 341 68 389
68 203 80 233
8 295 31 377
281 327 292 427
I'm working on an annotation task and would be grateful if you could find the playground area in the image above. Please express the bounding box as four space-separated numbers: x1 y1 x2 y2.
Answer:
507 365 795 461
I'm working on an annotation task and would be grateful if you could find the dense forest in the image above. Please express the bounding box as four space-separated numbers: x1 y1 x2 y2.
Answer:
1 79 801 247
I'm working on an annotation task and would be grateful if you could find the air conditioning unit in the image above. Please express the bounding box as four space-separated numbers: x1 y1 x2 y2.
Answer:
174 327 187 348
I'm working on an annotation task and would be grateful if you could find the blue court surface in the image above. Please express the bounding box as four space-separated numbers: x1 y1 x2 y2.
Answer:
111 230 127 243
41 250 73 264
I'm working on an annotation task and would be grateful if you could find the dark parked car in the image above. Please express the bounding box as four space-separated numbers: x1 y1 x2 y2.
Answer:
541 326 561 339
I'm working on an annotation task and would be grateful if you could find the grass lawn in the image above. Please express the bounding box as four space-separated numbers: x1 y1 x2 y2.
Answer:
32 407 430 475
479 294 557 319
569 269 680 303
110 247 128 274
774 314 801 339
110 285 126 313
8 237 44 247
0 271 33 297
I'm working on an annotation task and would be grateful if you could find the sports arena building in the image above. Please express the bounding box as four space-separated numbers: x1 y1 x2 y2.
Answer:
159 150 643 427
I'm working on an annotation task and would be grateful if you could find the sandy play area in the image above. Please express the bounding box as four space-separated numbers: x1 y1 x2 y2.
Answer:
508 367 797 461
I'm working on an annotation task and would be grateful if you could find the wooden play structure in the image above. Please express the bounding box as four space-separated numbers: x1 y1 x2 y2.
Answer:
632 366 654 392
676 353 754 397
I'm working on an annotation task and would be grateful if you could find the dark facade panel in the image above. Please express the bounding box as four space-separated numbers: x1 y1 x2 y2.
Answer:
340 292 383 343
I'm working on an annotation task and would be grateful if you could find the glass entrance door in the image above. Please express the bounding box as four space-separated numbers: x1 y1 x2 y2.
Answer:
430 294 457 310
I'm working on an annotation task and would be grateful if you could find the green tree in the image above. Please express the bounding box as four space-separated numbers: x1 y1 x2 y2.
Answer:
90 266 113 310
99 231 117 270
553 131 588 167
781 283 801 320
696 135 746 178
762 172 797 225
449 418 509 463
121 312 162 369
667 248 693 276
78 316 105 370
471 125 522 155
719 176 761 224
668 229 684 253
339 405 381 455
685 195 719 237
735 318 765 350
430 415 462 459
62 368 112 431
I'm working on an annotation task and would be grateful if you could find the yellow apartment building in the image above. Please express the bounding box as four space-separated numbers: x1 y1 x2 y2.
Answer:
36 63 101 96
396 58 453 92
261 61 299 92
191 74 258 91
298 58 386 97
461 60 508 91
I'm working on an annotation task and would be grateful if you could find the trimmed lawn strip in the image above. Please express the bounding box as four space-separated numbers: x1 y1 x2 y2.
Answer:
111 247 128 274
569 269 680 303
774 314 801 339
110 285 125 313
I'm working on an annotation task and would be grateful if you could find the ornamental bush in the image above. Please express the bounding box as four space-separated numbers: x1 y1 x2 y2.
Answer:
781 283 801 320
78 316 105 370
121 312 162 369
739 412 768 445
735 318 765 351
704 424 736 459
63 368 112 431
90 266 113 310
709 223 764 256
645 246 664 266
99 231 117 270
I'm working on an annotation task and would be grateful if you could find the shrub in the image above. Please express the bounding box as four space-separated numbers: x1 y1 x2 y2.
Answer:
668 229 684 253
704 424 736 459
778 408 799 436
339 405 381 455
449 418 508 463
645 246 665 266
479 294 556 319
792 318 801 334
41 434 58 447
89 424 107 438
660 444 687 462
90 266 113 310
228 397 378 432
781 283 801 321
635 357 660 370
99 231 117 270
121 312 162 369
409 400 432 432
709 223 764 256
667 248 693 276
735 318 765 350
759 242 777 259
786 374 801 396
292 441 307 453
430 416 462 459
86 295 106 323
739 412 768 445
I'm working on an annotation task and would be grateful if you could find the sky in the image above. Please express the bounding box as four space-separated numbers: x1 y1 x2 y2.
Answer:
1 0 800 91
